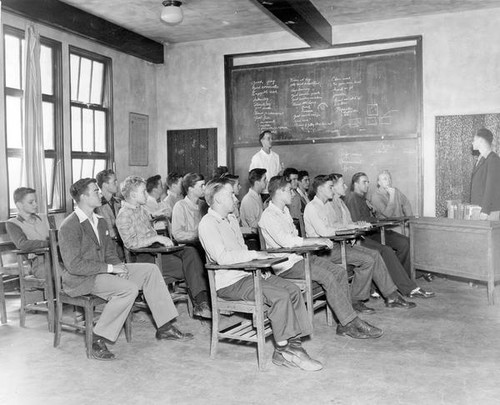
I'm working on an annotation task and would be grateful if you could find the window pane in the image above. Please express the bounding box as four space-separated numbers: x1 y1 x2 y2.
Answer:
81 159 94 179
71 106 82 151
94 159 106 176
72 159 82 183
77 57 92 104
90 61 104 105
6 95 23 148
45 158 54 206
82 109 94 151
5 34 22 89
8 157 23 209
40 45 53 95
70 54 80 101
43 101 54 149
94 110 106 152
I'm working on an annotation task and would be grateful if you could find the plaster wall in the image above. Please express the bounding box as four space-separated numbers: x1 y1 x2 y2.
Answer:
157 7 500 216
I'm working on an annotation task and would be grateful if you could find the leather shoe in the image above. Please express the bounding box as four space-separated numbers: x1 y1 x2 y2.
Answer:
407 288 435 299
337 318 383 339
156 325 194 341
91 338 115 361
272 350 299 369
421 272 435 282
193 301 212 319
385 295 416 309
276 344 323 371
352 301 376 314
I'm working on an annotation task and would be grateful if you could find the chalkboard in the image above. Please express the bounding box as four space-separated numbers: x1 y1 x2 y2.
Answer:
435 114 500 217
228 47 419 146
233 138 419 213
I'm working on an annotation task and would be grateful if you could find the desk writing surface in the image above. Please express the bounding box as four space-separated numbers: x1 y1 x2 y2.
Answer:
206 257 288 270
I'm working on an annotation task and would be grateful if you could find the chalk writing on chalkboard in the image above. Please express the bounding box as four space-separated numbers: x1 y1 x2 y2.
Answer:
229 47 419 146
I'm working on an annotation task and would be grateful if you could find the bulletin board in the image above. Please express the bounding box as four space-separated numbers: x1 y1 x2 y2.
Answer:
129 112 149 166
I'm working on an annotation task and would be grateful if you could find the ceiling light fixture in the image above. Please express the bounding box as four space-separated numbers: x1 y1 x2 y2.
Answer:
161 1 183 25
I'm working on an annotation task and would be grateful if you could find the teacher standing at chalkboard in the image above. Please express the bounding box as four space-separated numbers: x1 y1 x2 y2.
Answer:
471 128 500 220
249 130 282 201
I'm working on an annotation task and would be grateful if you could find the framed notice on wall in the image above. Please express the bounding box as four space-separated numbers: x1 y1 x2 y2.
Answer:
129 112 149 166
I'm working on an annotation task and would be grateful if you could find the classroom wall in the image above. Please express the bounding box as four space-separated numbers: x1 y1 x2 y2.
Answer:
0 11 160 218
156 7 500 216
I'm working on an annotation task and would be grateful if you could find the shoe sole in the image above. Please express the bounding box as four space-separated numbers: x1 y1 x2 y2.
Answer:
91 353 116 361
337 330 383 339
281 352 323 371
385 304 416 309
272 357 299 369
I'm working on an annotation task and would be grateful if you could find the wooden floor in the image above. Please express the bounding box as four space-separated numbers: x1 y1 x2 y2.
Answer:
1 277 500 405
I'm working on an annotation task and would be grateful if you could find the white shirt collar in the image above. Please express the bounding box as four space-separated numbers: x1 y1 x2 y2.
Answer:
75 206 103 223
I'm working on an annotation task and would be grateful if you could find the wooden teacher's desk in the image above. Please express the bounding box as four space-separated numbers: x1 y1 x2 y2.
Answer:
409 217 500 304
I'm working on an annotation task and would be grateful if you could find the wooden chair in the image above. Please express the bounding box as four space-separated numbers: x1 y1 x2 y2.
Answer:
123 244 193 317
206 256 287 370
257 226 333 328
15 247 55 331
49 229 132 359
0 221 22 325
0 271 6 324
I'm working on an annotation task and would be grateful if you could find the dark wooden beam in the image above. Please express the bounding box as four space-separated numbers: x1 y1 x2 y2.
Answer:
252 0 332 48
2 0 164 64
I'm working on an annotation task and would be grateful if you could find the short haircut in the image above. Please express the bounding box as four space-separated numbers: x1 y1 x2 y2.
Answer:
212 166 229 179
70 178 96 203
13 187 36 204
121 176 146 199
330 173 343 184
298 170 309 181
166 172 183 188
377 170 392 185
220 172 239 186
351 172 368 191
259 130 271 143
311 174 332 195
96 169 115 188
248 168 267 186
182 173 204 196
146 175 162 193
268 176 289 198
476 128 494 145
283 167 299 180
204 178 231 206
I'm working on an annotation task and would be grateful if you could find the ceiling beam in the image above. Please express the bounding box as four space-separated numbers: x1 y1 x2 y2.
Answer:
251 0 332 48
2 0 164 64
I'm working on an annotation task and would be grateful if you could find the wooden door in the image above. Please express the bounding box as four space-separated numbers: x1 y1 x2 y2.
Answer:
167 128 217 178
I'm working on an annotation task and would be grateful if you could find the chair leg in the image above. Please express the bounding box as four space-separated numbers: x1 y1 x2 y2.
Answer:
124 311 132 343
18 274 27 328
255 309 266 371
0 276 7 324
187 295 194 318
325 307 334 327
209 309 219 360
53 300 62 348
45 286 55 333
84 305 94 359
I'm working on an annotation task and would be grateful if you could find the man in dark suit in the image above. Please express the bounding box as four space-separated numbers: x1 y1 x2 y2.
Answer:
59 178 193 361
471 128 500 220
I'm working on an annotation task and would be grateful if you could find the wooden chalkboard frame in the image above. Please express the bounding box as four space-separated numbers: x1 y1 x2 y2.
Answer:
225 36 422 150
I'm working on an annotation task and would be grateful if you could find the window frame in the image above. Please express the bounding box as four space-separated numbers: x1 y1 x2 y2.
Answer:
69 46 114 183
3 25 65 214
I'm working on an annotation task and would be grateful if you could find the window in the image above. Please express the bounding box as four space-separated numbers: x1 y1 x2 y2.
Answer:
3 26 64 213
69 47 112 183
